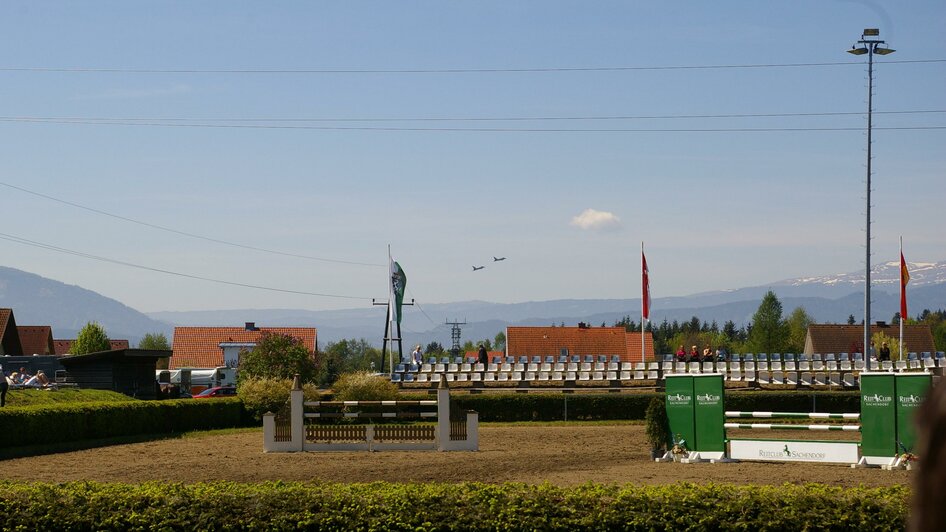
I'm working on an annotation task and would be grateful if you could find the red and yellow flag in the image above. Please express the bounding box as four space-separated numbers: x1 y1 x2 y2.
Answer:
900 251 910 319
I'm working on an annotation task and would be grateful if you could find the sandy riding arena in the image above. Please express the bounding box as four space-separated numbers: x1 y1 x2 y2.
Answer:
3 425 908 487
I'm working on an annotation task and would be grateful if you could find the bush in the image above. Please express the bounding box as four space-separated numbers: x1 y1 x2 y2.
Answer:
238 377 323 420
332 372 399 402
644 397 671 451
0 481 909 530
0 399 252 448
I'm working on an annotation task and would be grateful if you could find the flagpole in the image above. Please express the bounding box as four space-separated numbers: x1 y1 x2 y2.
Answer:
641 241 646 364
388 244 395 375
899 236 904 361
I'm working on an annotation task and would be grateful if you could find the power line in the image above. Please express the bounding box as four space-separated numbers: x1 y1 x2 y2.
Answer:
0 59 942 74
1 118 942 132
0 181 385 268
1 109 943 123
0 231 372 301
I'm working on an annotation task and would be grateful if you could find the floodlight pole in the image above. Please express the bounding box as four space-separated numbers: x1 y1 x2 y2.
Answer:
848 29 894 370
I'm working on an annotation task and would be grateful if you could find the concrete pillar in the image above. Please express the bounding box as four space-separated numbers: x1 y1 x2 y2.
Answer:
436 376 450 451
290 388 304 451
262 412 275 452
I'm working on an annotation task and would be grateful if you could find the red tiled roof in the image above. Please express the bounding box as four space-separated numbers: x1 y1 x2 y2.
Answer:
54 339 130 356
17 326 55 356
805 324 936 355
170 326 317 369
0 308 23 356
506 326 655 362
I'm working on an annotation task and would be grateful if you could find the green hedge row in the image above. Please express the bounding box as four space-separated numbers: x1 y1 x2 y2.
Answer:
0 399 251 448
0 481 908 530
448 391 861 422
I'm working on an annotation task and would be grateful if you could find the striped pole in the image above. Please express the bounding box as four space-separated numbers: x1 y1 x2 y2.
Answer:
306 400 437 407
724 423 860 432
725 411 859 420
305 412 438 419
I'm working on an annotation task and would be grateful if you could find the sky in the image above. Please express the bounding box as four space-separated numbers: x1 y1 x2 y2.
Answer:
0 1 944 315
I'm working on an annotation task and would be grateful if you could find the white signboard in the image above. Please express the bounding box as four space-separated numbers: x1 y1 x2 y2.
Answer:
729 439 859 464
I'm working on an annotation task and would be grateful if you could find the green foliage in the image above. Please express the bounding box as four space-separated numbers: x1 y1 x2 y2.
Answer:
786 306 815 353
0 481 909 530
0 399 251 448
0 388 133 408
748 291 790 353
871 331 904 360
72 321 111 355
240 332 317 383
137 332 170 351
425 341 444 355
494 331 506 351
332 371 399 402
237 377 323 420
321 339 382 380
644 397 671 451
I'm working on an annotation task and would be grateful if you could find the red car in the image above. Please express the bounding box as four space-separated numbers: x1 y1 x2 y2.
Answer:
192 386 237 399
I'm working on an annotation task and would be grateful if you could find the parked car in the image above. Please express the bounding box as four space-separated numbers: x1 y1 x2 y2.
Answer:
192 386 237 399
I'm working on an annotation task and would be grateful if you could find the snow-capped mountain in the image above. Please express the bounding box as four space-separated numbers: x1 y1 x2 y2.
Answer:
774 261 946 290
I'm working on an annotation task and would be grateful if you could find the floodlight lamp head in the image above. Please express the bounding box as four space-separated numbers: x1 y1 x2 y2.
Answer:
874 46 895 55
847 46 868 56
863 28 880 37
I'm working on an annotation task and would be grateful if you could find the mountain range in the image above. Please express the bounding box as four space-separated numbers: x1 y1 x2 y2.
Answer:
2 261 944 349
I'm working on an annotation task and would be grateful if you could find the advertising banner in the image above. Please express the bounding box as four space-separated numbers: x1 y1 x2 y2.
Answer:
729 439 859 464
693 374 725 452
895 373 931 454
665 375 695 450
860 373 897 458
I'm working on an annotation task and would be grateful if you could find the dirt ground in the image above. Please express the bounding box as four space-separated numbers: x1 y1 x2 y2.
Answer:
2 425 909 487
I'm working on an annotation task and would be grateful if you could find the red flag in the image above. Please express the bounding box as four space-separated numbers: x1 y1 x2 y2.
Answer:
642 250 650 321
900 251 910 319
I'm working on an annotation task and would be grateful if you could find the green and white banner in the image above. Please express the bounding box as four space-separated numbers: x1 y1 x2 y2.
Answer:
729 439 859 464
389 260 407 326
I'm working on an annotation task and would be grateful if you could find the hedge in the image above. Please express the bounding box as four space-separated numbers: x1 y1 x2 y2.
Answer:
0 398 251 448
0 481 909 530
449 391 861 422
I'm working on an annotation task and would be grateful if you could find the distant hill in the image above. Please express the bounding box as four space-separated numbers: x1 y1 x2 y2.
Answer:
2 261 944 351
0 266 172 345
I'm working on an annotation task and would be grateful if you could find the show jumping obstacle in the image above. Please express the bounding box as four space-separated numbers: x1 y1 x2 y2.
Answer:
263 377 478 452
662 372 931 467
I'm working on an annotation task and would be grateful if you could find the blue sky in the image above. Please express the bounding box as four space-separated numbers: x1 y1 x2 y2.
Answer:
0 1 943 313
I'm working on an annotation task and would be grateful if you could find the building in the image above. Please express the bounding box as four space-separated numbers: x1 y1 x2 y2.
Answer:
59 348 171 399
170 322 317 369
506 324 655 362
17 326 56 356
54 339 131 356
0 308 23 355
804 323 936 355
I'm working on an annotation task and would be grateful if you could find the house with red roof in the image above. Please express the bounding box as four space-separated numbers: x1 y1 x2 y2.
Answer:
54 339 131 356
17 326 56 356
170 322 317 369
506 324 655 362
804 323 936 355
0 308 23 355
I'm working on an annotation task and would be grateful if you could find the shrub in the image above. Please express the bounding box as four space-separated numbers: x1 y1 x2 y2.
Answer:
332 371 399 402
239 332 317 383
644 396 671 451
0 481 909 530
238 377 323 420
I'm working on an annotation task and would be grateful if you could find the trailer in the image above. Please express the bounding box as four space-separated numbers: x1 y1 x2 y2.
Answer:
156 366 236 395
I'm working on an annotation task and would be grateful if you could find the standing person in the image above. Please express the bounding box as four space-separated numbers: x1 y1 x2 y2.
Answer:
477 344 489 367
0 364 8 407
879 342 891 362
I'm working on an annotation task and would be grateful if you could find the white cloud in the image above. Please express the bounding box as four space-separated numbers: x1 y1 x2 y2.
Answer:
570 209 621 231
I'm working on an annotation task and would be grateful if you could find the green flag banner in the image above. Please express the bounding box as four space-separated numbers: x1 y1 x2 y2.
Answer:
391 261 407 325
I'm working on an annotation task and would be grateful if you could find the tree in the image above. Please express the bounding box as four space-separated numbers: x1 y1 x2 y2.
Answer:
786 307 815 353
138 333 170 351
424 342 444 355
747 291 790 353
239 332 317 383
72 322 111 355
847 314 857 325
494 332 506 351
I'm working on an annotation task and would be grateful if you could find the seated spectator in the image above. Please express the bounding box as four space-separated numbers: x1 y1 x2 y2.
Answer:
15 368 30 384
688 346 699 363
702 346 712 362
675 345 687 362
23 370 50 388
716 347 727 362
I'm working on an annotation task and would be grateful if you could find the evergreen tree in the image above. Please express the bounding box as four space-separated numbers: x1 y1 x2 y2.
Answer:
786 307 815 353
747 291 790 353
847 314 856 325
72 322 111 355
